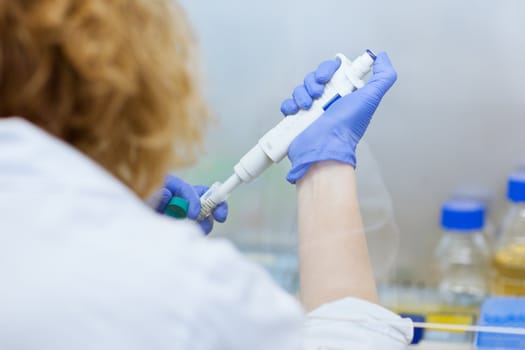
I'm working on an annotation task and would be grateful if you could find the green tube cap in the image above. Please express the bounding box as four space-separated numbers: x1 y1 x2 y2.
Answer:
165 197 189 219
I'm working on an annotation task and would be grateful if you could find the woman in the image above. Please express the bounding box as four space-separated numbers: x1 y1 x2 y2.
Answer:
0 0 412 349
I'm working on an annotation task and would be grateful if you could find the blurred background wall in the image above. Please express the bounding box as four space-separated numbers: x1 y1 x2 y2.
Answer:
176 0 525 283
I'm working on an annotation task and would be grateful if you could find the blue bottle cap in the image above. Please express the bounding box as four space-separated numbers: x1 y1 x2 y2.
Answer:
399 313 425 344
508 172 525 203
441 199 485 232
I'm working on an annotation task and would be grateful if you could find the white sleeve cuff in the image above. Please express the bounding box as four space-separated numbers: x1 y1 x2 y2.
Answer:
303 297 413 350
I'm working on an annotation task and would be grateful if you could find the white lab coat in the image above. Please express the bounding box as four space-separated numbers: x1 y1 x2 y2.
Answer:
0 118 412 349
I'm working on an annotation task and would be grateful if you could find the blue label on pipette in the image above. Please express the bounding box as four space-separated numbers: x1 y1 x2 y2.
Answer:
323 94 341 111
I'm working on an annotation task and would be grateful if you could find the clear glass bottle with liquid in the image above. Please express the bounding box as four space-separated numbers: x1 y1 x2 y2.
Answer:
492 172 525 296
433 199 490 306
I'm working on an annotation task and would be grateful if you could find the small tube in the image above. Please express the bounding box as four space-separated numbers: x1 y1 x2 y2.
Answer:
309 316 525 336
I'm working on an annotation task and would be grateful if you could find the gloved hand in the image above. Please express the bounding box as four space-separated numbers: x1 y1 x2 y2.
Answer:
150 175 228 235
280 51 397 184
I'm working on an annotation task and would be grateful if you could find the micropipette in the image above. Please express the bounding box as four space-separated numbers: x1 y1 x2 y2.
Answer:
165 50 376 220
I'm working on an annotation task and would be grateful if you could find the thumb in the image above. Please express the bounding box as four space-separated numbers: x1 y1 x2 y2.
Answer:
358 51 397 98
320 52 397 139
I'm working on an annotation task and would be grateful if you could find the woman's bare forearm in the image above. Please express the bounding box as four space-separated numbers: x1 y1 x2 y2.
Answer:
297 161 378 311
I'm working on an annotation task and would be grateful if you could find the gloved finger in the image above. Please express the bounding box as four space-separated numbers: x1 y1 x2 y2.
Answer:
304 72 324 99
155 188 173 213
212 201 228 223
194 185 209 197
164 175 201 219
292 85 313 110
146 188 169 212
198 217 214 235
185 184 209 220
280 98 299 116
315 58 341 84
358 52 397 98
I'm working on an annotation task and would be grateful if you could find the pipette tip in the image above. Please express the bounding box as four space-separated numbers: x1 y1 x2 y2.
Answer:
366 49 377 60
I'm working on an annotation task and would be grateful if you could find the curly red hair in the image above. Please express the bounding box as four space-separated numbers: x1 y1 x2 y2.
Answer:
0 0 207 198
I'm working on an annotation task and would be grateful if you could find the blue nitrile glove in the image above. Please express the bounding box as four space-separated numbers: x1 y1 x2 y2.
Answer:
152 175 228 235
280 51 397 183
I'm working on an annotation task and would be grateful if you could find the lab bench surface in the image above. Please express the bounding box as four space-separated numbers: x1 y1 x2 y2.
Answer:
410 341 471 350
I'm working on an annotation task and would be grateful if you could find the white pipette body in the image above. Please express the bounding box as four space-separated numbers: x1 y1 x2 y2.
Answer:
197 51 375 220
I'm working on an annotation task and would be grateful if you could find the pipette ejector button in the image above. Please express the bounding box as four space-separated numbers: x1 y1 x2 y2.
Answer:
366 49 377 61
